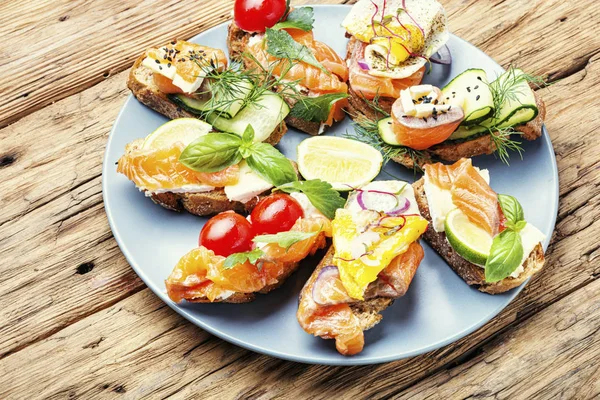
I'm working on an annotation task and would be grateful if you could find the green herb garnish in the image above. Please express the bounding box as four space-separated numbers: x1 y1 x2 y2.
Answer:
223 248 264 270
272 7 314 31
253 229 319 250
265 28 328 74
276 179 346 220
290 93 348 123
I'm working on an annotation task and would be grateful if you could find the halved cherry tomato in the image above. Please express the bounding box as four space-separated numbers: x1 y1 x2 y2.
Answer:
250 194 304 235
199 211 254 257
234 0 287 33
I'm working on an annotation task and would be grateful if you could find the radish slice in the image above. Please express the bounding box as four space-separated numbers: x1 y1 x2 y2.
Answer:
312 266 352 306
430 45 452 65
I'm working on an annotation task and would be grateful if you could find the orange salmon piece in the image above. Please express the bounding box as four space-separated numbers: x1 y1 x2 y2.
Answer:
117 142 239 191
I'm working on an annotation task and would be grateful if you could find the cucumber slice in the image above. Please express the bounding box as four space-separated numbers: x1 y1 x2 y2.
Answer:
490 68 538 128
378 117 401 145
208 92 290 143
442 68 494 126
171 79 253 119
448 123 488 140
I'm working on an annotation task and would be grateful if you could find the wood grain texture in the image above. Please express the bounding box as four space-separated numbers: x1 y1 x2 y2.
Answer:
0 56 599 398
1 0 600 398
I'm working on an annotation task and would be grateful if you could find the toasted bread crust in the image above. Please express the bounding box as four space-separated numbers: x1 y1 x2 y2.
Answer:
412 178 545 294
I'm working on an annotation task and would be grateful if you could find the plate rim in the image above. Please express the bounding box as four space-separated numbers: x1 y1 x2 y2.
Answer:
102 4 559 366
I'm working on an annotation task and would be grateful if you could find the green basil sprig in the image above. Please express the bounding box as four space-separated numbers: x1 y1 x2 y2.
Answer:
484 194 528 282
253 229 319 250
179 125 297 186
276 180 346 220
272 7 314 31
223 248 264 270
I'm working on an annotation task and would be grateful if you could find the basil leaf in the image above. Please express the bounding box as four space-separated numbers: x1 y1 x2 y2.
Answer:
179 133 243 172
498 194 525 225
277 179 346 220
253 229 319 250
485 230 524 282
265 28 328 74
290 93 349 123
223 248 264 270
246 142 298 186
242 124 255 145
272 7 314 31
514 220 527 232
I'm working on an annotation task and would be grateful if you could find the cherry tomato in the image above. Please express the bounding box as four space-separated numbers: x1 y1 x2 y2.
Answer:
251 194 304 235
199 211 254 257
234 0 287 33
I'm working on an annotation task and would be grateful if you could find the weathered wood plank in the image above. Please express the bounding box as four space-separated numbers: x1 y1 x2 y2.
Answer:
1 0 599 128
395 279 600 400
0 55 598 398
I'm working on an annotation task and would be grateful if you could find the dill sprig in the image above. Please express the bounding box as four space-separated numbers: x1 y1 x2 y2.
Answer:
489 127 524 165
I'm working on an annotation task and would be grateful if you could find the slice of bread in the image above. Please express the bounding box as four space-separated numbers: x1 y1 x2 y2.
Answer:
412 178 545 294
344 35 547 170
127 47 287 146
227 22 339 136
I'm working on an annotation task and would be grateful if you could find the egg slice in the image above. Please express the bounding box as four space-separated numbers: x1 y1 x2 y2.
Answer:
343 0 449 79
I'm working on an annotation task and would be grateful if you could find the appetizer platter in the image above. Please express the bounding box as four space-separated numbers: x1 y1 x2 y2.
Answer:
103 0 558 365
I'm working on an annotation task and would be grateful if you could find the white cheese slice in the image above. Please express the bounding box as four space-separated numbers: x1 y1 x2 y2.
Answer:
146 184 214 196
142 55 177 80
171 73 205 94
510 223 546 278
410 85 433 97
424 168 490 232
345 180 421 216
224 161 273 204
400 89 417 116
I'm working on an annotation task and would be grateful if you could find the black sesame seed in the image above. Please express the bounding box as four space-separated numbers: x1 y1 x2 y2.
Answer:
474 85 479 90
167 63 171 67
163 54 167 59
434 99 439 105
477 76 483 81
155 59 160 64
448 105 452 110
466 87 471 92
159 66 162 70
171 40 176 45
476 95 481 101
452 91 456 94
422 117 427 122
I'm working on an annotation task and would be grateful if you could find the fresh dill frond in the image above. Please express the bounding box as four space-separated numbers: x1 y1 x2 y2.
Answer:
489 126 524 165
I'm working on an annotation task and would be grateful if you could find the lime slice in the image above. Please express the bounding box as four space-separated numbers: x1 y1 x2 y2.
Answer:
445 208 493 265
297 137 383 191
142 118 212 150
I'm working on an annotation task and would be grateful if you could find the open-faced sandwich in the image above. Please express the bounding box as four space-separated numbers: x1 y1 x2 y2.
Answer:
367 68 547 168
297 181 428 355
117 120 302 216
228 5 349 135
128 39 290 145
166 191 334 303
413 158 546 293
342 0 448 119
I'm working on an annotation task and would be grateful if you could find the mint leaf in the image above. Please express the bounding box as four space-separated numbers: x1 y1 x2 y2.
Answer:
179 133 243 172
223 248 264 270
246 142 298 186
272 7 314 31
290 93 349 123
265 28 328 74
485 230 524 282
253 229 319 250
276 179 345 220
498 194 525 225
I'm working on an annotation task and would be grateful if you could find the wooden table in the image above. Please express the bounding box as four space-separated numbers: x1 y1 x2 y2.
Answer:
1 0 599 398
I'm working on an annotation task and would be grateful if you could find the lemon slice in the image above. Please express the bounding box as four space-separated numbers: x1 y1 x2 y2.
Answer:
445 208 493 265
142 118 212 150
297 137 383 191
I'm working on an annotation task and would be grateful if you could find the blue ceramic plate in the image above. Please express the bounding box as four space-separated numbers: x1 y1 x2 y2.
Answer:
103 5 558 365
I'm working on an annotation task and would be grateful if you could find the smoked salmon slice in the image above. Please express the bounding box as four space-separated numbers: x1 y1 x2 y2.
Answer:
117 141 240 191
166 217 330 303
297 242 424 356
425 159 501 235
348 39 425 100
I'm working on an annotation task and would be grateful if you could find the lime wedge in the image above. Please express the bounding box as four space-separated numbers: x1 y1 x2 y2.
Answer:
142 118 212 150
297 136 383 191
445 208 492 265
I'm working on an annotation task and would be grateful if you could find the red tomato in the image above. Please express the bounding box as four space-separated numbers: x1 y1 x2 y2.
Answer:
234 0 287 33
251 194 304 235
199 211 254 257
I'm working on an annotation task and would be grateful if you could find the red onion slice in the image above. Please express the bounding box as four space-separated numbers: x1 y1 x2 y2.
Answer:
356 190 411 215
430 45 452 65
311 266 353 306
357 59 370 70
388 196 411 215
